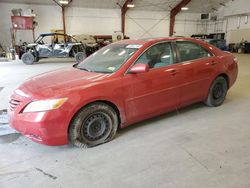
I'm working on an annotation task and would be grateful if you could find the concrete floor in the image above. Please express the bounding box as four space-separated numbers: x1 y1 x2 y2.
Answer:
0 55 250 188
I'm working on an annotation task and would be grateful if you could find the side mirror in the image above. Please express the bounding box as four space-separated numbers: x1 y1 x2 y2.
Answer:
130 63 149 74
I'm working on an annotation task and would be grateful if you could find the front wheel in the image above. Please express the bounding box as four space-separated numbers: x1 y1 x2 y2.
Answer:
75 52 86 63
205 76 228 107
21 52 35 65
69 103 118 148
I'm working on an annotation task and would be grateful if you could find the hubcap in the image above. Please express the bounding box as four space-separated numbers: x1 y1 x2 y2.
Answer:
82 112 110 141
25 56 30 61
213 83 223 99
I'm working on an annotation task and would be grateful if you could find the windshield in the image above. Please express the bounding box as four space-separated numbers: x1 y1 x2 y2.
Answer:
76 43 141 73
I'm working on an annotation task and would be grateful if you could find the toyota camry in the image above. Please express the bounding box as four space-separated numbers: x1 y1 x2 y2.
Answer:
9 37 238 148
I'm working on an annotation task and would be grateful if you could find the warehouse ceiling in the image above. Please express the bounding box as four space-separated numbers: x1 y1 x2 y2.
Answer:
0 0 232 13
0 0 126 8
186 0 231 13
133 0 232 12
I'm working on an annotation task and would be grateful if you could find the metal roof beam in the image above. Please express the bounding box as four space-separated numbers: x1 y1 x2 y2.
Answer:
121 0 133 35
52 0 73 37
169 0 191 36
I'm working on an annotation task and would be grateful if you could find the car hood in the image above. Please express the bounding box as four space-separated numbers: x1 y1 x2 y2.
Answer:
16 67 111 99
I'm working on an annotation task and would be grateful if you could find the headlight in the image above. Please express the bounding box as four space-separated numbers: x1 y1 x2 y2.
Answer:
23 98 68 113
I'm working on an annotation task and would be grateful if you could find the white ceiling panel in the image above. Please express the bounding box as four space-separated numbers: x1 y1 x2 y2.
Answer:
0 0 54 5
132 0 181 11
0 0 125 8
186 0 232 13
70 0 125 9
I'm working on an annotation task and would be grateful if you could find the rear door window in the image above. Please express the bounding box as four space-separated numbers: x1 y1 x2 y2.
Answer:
176 41 212 62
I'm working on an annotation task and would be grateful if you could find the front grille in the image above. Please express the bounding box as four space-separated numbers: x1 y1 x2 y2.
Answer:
9 99 21 111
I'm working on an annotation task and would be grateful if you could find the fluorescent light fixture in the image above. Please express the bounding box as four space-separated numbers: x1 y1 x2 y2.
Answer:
127 3 135 8
181 7 189 10
59 0 69 4
245 15 248 24
237 16 241 28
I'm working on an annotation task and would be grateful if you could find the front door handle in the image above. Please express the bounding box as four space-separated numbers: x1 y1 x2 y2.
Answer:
166 69 178 75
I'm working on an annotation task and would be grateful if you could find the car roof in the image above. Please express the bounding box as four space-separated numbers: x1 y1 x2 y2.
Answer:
116 37 203 45
115 37 223 56
39 33 69 37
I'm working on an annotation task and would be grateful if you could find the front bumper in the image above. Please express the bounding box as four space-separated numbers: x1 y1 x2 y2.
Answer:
9 110 68 146
8 94 69 146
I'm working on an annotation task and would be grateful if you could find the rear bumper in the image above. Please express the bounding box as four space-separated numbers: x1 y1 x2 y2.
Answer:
228 61 238 88
9 110 69 146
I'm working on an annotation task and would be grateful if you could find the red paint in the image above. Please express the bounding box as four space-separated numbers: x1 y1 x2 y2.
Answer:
9 37 238 146
11 16 34 30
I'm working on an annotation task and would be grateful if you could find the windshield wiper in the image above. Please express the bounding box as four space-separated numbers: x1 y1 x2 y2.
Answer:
93 71 112 74
77 67 92 72
76 66 111 73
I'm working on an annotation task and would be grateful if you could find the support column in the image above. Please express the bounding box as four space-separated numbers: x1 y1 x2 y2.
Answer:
52 0 72 35
121 0 133 35
169 0 191 36
62 6 66 35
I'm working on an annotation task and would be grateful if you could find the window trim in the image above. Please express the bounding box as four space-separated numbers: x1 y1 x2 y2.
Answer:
174 40 215 64
125 41 177 75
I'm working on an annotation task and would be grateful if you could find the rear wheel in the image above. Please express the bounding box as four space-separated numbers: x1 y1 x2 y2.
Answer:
34 56 39 62
69 103 118 148
205 76 228 107
21 52 35 65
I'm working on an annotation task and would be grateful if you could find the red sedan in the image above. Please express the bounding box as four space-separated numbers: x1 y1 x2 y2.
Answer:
9 37 238 147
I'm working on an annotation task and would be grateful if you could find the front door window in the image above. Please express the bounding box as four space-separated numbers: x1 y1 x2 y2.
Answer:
135 42 174 68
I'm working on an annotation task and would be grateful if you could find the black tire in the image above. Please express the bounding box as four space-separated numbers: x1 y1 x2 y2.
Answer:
32 47 39 62
21 52 35 65
69 102 118 148
75 51 86 63
34 56 39 62
205 76 228 107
